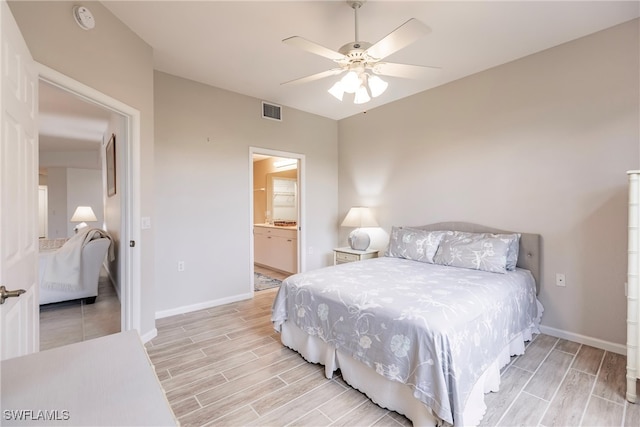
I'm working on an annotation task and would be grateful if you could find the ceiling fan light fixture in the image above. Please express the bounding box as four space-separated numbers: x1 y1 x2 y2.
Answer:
282 1 432 109
328 81 345 101
340 70 361 93
368 75 388 98
354 85 371 104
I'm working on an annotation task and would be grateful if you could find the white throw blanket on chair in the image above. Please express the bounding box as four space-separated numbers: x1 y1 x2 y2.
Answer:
42 227 113 292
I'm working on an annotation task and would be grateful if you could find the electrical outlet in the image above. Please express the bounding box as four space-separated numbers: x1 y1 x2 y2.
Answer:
556 273 566 287
178 261 185 272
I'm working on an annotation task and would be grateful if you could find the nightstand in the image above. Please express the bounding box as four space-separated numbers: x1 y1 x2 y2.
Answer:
333 247 379 265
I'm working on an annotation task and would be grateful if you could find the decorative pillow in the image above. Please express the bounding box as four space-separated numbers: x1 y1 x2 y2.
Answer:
433 231 510 274
385 227 446 264
490 233 521 271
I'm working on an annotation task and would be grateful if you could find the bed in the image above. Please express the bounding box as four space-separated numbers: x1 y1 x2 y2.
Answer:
271 222 542 426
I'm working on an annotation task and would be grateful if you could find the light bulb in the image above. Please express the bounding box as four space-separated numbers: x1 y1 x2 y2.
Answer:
368 75 388 98
340 71 361 94
354 85 371 104
328 81 344 100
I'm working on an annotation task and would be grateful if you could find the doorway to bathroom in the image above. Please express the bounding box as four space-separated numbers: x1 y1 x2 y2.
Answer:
250 148 305 292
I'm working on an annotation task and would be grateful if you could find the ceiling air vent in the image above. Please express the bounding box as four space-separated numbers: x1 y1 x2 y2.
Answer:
262 101 282 121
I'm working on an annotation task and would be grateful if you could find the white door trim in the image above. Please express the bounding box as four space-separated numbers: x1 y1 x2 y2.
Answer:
36 63 142 334
249 147 306 289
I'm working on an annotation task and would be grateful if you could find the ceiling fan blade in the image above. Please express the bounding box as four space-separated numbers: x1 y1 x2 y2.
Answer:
281 68 344 86
365 18 431 61
371 62 440 79
283 36 345 61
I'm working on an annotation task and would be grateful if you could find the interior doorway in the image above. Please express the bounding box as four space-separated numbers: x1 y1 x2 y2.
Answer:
37 79 122 350
37 63 143 340
250 148 305 293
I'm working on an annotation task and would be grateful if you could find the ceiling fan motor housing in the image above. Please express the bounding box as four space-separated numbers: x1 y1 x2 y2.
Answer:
338 41 373 65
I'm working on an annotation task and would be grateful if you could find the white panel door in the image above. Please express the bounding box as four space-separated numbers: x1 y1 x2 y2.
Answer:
0 0 39 360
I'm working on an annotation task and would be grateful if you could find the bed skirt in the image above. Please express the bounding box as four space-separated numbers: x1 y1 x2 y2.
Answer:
280 300 543 427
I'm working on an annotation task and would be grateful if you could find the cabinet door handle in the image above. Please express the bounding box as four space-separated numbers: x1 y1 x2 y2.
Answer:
287 239 292 242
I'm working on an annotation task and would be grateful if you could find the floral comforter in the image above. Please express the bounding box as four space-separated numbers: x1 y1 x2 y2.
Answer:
271 256 539 425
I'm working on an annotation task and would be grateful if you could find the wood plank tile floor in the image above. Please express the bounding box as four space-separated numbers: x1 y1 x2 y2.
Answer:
147 288 640 426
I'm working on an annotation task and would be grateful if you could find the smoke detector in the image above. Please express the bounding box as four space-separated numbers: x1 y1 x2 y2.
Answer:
73 6 95 30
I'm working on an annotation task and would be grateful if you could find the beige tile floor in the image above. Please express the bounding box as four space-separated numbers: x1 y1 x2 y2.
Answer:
39 269 121 351
147 288 640 427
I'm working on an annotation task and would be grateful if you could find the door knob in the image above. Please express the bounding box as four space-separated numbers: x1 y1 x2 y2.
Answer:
0 286 25 304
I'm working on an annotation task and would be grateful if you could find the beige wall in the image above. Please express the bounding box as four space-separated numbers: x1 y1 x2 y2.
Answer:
43 168 67 240
65 168 103 237
9 1 157 335
103 113 127 298
338 19 640 347
153 71 338 313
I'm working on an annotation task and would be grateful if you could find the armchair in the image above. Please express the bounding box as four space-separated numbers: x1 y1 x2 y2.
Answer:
39 238 110 305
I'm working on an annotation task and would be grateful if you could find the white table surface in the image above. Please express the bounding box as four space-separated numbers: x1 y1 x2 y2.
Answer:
1 330 177 426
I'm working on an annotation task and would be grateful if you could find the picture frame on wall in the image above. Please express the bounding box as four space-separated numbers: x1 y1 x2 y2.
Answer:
106 133 116 197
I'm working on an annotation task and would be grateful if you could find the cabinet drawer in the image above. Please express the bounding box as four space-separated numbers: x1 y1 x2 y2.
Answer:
254 226 296 239
335 251 359 263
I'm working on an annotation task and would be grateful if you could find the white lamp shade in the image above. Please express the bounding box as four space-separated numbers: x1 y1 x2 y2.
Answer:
341 207 378 228
70 206 97 222
354 85 371 104
328 81 345 100
368 75 388 98
340 71 361 94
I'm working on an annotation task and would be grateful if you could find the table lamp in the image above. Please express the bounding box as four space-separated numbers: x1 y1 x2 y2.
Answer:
71 206 97 233
341 207 378 250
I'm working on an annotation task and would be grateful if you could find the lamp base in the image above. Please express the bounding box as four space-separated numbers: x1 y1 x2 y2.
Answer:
348 228 370 251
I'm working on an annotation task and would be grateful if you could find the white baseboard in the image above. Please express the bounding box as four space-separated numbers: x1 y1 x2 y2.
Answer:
155 292 254 320
139 328 157 343
539 325 626 355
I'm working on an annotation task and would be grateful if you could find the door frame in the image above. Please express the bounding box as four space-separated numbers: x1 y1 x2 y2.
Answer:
249 147 305 289
37 63 142 334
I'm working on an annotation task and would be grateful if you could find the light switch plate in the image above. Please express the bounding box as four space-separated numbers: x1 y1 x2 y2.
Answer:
141 217 151 229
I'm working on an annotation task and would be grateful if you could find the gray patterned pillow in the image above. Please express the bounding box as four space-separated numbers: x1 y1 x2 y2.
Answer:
385 227 445 264
491 233 520 271
433 231 510 274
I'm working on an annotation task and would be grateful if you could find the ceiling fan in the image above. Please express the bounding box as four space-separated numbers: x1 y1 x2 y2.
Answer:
282 0 437 104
